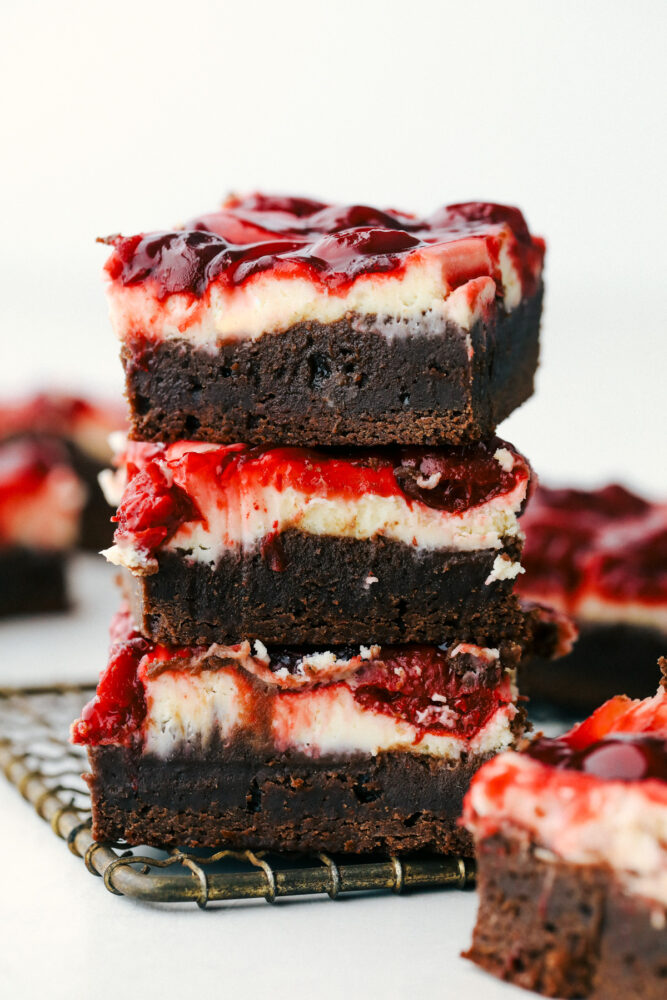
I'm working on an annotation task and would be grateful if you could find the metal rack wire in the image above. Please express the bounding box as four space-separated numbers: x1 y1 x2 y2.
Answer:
0 684 476 907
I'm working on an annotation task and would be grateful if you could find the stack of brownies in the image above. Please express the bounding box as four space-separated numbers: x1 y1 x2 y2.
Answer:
73 193 562 855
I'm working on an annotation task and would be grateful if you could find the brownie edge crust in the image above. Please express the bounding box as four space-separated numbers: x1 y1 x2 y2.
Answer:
86 745 495 855
465 833 667 999
122 286 542 447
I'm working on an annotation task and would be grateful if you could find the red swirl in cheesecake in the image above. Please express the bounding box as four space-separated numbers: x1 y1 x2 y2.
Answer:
71 605 522 760
100 437 532 574
518 484 667 633
103 194 545 344
463 682 667 906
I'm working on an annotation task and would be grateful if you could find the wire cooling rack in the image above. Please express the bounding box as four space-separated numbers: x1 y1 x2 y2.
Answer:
0 684 476 908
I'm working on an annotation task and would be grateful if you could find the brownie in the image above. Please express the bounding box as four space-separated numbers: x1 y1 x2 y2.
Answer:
126 532 528 646
463 682 667 997
522 623 667 711
518 482 667 711
465 833 667 999
122 287 542 447
86 743 490 855
0 393 123 552
0 547 68 617
74 606 531 856
106 194 545 446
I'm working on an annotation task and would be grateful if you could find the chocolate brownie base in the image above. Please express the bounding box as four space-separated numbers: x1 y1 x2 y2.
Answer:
0 547 68 617
466 833 667 998
521 623 667 712
594 882 667 1000
86 744 492 854
126 531 526 646
122 287 542 447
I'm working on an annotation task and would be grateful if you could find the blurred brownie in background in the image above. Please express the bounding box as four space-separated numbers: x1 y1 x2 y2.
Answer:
518 483 667 710
0 391 126 551
0 437 85 614
463 668 667 998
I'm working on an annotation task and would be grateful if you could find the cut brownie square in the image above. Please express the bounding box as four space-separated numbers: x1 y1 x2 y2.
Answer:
103 194 545 447
0 438 85 616
101 436 534 645
463 668 667 998
0 392 126 550
71 605 529 855
518 483 667 709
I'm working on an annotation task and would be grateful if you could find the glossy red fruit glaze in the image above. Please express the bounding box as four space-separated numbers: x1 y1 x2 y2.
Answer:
114 439 527 559
72 610 208 746
519 483 667 606
395 438 522 512
0 439 61 496
112 461 203 555
0 392 125 440
352 646 508 740
526 733 667 782
104 194 544 300
71 629 149 747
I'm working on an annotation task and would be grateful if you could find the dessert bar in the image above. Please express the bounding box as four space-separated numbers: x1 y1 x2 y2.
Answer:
0 392 125 550
519 484 667 708
105 194 545 447
463 668 667 998
101 437 533 645
0 438 85 615
72 605 529 855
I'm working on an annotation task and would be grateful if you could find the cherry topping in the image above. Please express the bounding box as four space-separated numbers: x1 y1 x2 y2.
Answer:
352 645 507 739
0 439 74 543
113 461 203 557
526 733 667 782
226 193 328 218
71 633 148 746
394 438 521 512
111 440 527 558
519 484 667 605
104 196 543 300
591 525 667 603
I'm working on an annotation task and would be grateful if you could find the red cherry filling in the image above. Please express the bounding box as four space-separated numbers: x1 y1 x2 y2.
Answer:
526 733 667 782
519 484 667 605
112 440 526 561
0 439 74 542
71 633 148 747
104 197 543 300
394 438 521 512
352 646 508 740
73 609 512 748
113 461 203 556
591 525 667 603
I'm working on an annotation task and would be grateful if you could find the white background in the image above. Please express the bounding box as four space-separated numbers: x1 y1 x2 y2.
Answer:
1 2 666 997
